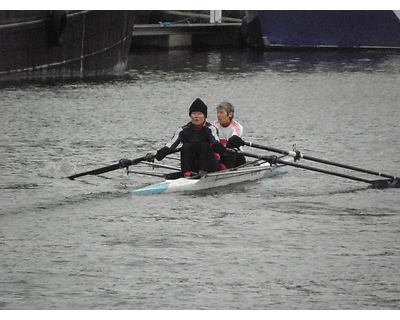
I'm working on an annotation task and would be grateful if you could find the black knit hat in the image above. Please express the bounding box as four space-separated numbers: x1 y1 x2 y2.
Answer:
189 98 208 117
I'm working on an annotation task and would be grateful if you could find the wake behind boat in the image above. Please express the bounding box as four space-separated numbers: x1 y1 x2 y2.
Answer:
132 155 294 195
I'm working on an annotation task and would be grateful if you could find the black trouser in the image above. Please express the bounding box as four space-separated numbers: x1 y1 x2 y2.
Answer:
222 140 247 168
221 152 246 169
181 142 221 173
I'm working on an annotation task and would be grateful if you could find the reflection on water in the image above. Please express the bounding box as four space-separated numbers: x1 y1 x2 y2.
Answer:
129 48 400 75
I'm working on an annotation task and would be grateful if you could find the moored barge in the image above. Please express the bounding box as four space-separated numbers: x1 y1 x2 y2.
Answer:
0 10 135 82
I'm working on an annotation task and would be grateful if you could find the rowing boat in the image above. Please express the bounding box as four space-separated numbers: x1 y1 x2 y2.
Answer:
132 155 294 195
67 142 399 190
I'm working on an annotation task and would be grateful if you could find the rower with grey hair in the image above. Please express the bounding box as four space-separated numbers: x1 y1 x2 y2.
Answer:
212 101 246 168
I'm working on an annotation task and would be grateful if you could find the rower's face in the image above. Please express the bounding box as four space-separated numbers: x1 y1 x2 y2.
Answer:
191 112 206 126
217 109 233 126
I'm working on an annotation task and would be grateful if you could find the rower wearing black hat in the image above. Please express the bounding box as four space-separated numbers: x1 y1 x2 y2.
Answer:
155 98 225 177
188 97 208 117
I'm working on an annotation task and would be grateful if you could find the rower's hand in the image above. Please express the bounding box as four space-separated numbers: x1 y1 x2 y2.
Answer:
227 135 245 148
156 147 170 161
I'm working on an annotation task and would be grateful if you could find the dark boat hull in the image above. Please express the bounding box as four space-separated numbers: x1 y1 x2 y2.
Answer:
0 10 135 82
245 10 400 50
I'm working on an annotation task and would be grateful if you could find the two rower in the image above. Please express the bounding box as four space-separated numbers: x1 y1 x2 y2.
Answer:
155 98 246 177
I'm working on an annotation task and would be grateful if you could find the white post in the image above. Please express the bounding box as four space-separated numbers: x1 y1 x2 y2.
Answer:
210 10 222 23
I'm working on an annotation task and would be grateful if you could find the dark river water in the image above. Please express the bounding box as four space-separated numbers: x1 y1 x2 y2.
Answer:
1 49 400 310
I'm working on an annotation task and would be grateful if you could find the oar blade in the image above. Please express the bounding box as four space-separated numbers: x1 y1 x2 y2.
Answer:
371 179 400 189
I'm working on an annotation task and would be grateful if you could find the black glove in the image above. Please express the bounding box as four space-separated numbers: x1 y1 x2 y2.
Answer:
119 158 132 168
227 135 245 148
156 147 170 161
212 142 226 155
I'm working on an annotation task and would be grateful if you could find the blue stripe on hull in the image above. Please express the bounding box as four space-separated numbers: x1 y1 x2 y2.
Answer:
257 10 400 48
133 181 170 195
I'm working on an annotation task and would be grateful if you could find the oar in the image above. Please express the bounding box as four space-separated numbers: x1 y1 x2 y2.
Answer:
68 147 183 180
67 153 156 180
245 141 399 181
141 161 181 171
228 149 400 189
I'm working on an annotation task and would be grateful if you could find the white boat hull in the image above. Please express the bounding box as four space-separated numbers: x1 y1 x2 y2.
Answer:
133 156 293 195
